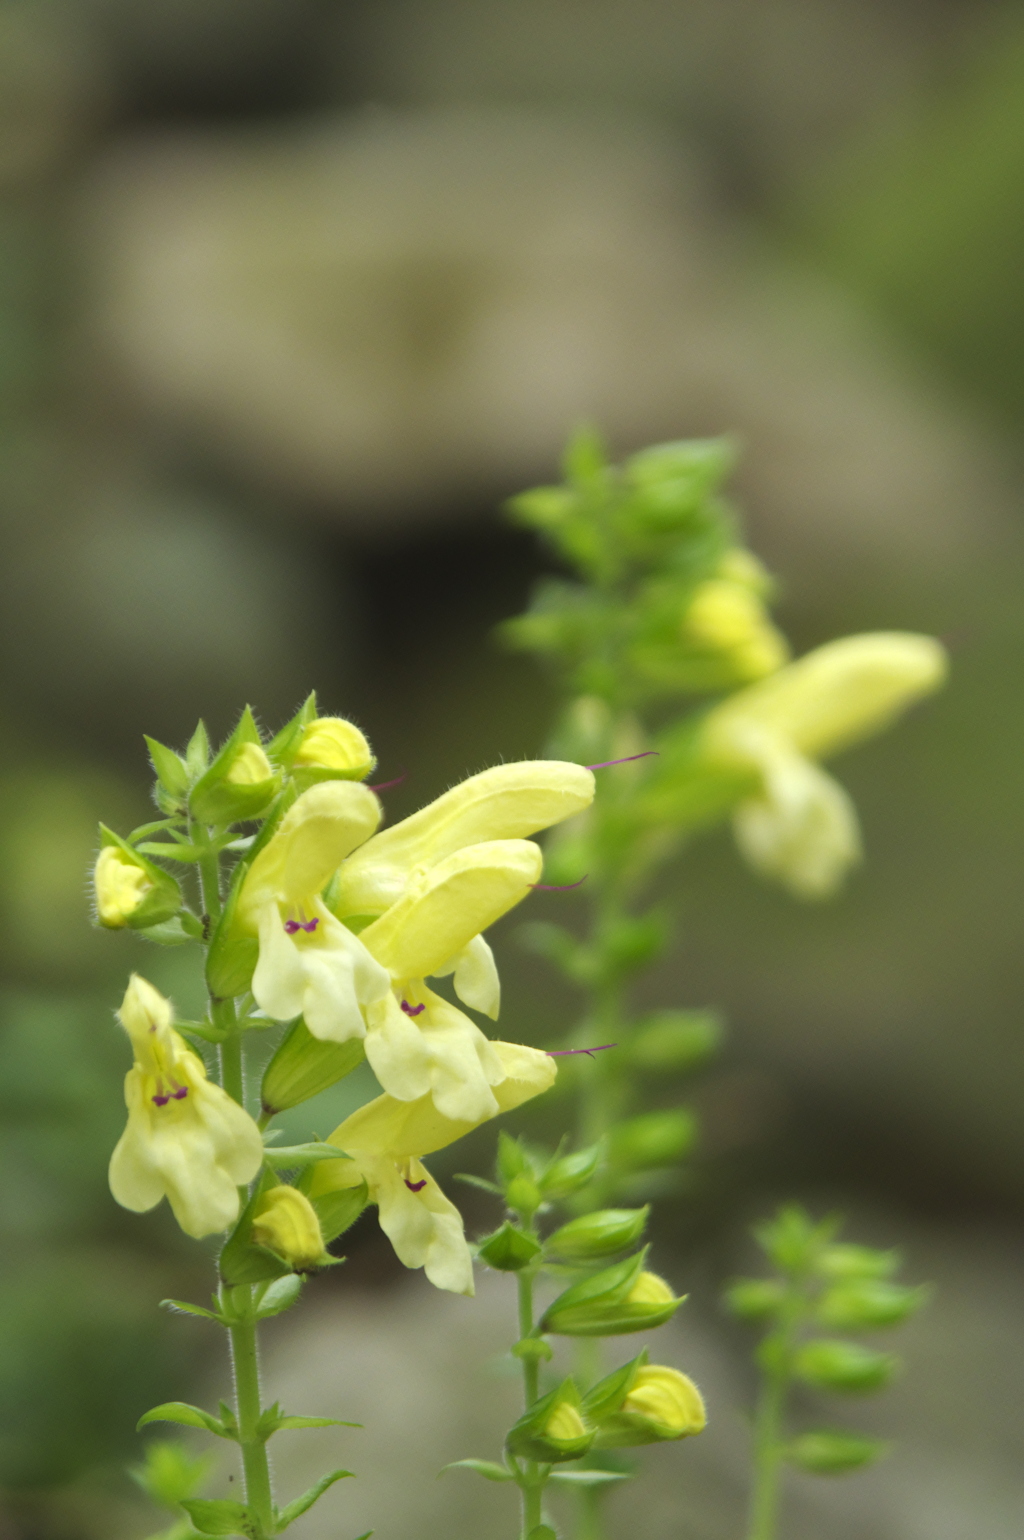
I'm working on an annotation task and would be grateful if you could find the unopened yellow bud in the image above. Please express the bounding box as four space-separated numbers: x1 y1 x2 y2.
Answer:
621 1366 706 1437
717 549 772 593
94 846 153 927
294 717 374 778
626 1271 675 1306
251 1186 331 1272
545 1402 588 1443
225 742 274 786
683 579 788 681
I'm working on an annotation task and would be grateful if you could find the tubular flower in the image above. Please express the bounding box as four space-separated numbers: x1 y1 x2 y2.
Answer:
108 975 263 1239
238 781 392 1042
306 1041 557 1294
701 633 947 898
327 762 594 1117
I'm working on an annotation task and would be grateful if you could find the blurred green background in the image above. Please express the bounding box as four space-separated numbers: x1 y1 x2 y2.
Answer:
2 1 1024 1535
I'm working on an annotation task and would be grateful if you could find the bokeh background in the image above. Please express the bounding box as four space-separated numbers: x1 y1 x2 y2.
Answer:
1 1 1023 1535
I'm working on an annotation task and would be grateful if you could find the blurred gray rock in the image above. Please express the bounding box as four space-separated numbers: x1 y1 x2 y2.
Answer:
76 106 1012 572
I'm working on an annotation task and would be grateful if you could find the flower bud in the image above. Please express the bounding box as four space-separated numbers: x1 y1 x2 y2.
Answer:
538 1143 601 1199
506 1381 594 1463
793 1340 899 1394
261 1019 366 1115
786 1431 889 1473
545 1208 649 1262
723 1278 788 1321
292 717 375 781
608 1109 696 1170
505 1173 542 1220
251 1186 333 1273
816 1280 929 1331
93 830 182 930
814 1243 900 1281
190 709 281 825
628 1010 723 1073
541 1250 684 1336
592 1364 706 1447
477 1222 543 1272
682 573 788 683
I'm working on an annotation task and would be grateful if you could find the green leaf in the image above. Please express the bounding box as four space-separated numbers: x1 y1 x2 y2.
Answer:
159 1299 225 1324
275 1469 354 1528
440 1459 514 1482
256 1405 359 1440
476 1222 543 1272
142 917 202 946
787 1431 890 1474
548 1469 631 1485
253 1274 303 1319
135 841 209 863
138 1403 232 1440
263 1144 352 1170
145 736 190 800
179 1498 249 1536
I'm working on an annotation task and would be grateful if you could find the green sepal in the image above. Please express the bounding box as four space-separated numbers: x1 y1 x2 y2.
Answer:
786 1431 890 1474
511 1337 553 1363
253 1274 304 1319
96 825 182 930
579 1352 647 1424
219 1172 293 1287
275 1469 354 1529
792 1340 900 1394
538 1143 602 1199
261 1020 367 1114
179 1498 249 1536
185 721 211 778
496 1131 533 1183
263 1143 353 1171
506 1378 594 1463
145 736 190 803
545 1208 649 1262
266 692 318 767
477 1222 542 1272
190 707 281 826
159 1298 227 1325
301 1178 370 1244
255 1401 359 1442
541 1247 684 1336
441 1459 515 1482
137 1403 234 1441
142 916 204 947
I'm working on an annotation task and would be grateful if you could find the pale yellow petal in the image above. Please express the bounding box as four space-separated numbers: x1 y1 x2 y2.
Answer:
374 1159 474 1295
239 781 381 927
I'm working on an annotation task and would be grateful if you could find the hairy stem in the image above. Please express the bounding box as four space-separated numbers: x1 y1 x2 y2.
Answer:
230 1306 276 1539
517 1267 544 1540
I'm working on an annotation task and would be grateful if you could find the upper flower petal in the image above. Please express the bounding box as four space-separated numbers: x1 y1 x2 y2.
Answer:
238 780 382 928
357 839 542 982
332 761 594 916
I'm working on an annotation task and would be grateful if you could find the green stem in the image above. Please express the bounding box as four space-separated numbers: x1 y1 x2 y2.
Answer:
745 1294 803 1540
517 1268 544 1540
230 1305 276 1540
219 1021 244 1106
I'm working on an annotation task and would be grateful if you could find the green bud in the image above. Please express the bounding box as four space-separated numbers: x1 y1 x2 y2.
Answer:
608 1109 696 1170
814 1244 900 1281
794 1340 899 1394
506 1173 542 1219
261 1019 366 1115
817 1281 929 1331
629 1010 723 1073
190 708 281 825
497 1131 533 1184
506 1380 594 1464
723 1278 788 1321
541 1249 684 1337
601 912 668 974
93 827 182 931
786 1431 889 1474
539 1143 602 1199
477 1223 543 1272
545 1208 649 1262
755 1206 838 1275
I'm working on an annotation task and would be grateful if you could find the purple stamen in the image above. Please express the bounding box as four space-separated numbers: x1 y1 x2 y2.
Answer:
530 876 588 891
404 1177 427 1192
369 772 407 793
152 1093 170 1106
547 1043 618 1058
585 751 659 771
284 917 319 935
401 1001 426 1017
172 1086 188 1100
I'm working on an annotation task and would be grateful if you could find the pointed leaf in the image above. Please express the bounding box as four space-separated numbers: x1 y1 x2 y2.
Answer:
440 1459 515 1482
264 1144 353 1170
179 1498 249 1536
159 1298 225 1324
254 1274 304 1319
185 721 211 777
548 1470 631 1485
137 1403 231 1439
276 1469 354 1528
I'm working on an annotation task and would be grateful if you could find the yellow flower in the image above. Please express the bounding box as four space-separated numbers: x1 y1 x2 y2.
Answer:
306 1041 556 1294
94 846 152 927
620 1366 706 1437
224 742 274 786
251 1186 331 1272
701 632 947 897
108 976 263 1239
293 716 374 777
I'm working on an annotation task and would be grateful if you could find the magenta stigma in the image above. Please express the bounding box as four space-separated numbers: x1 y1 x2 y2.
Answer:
585 751 659 770
401 1001 426 1017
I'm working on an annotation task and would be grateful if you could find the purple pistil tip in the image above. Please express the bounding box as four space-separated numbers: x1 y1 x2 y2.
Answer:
585 751 659 770
530 875 588 891
284 917 319 935
547 1043 618 1058
404 1177 427 1192
401 1001 426 1017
